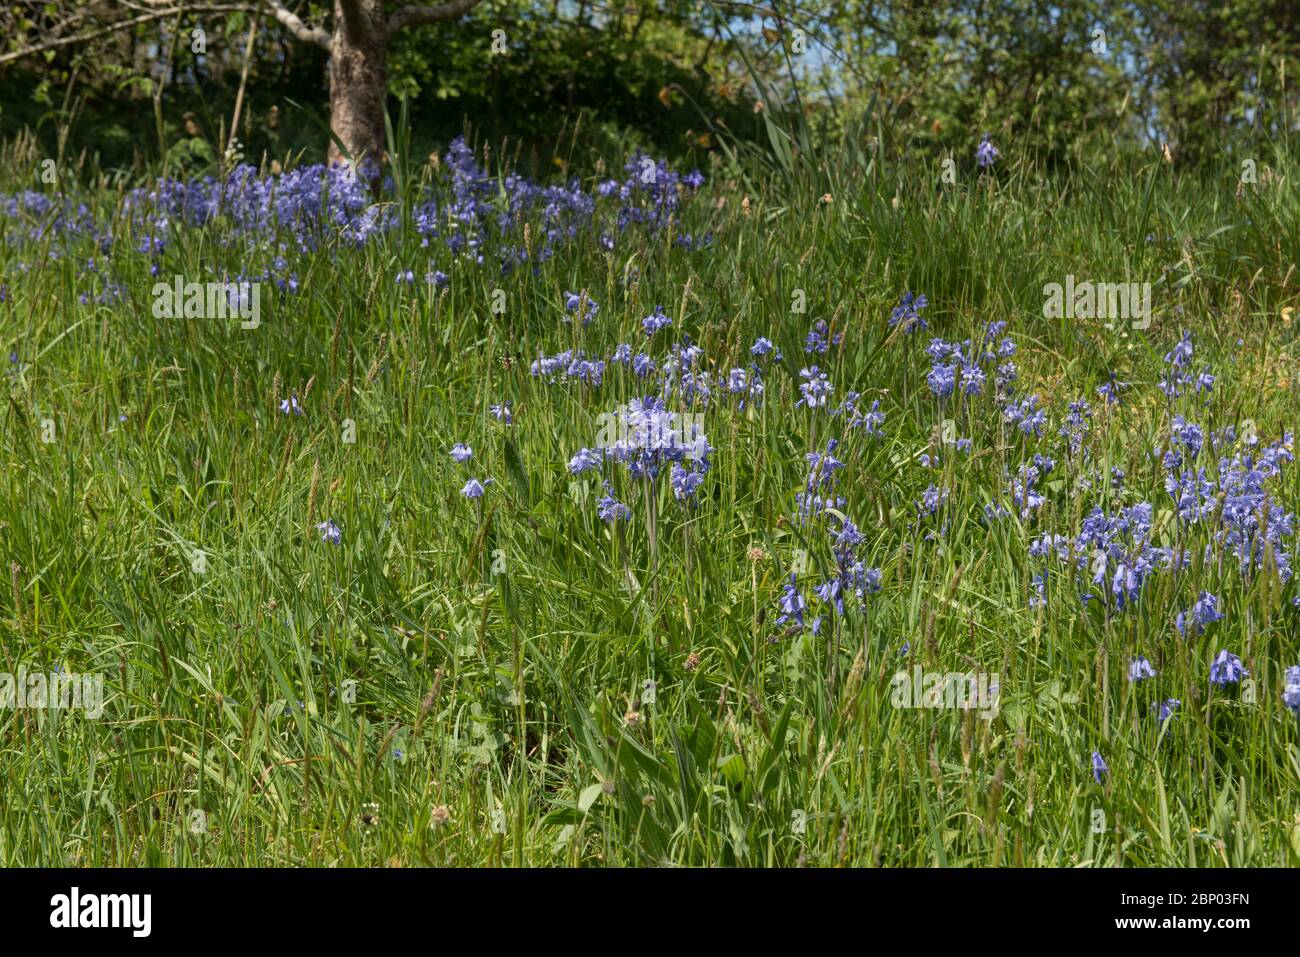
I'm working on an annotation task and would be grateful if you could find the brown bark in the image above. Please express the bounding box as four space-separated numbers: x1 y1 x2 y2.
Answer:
0 0 486 173
328 0 387 171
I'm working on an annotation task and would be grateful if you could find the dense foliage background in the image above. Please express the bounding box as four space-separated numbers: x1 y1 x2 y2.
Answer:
2 1 1297 177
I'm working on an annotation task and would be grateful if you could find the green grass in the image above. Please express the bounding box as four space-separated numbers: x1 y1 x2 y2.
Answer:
2 129 1299 866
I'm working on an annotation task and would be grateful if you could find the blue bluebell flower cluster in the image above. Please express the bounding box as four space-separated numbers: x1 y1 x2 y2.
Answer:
1 137 707 294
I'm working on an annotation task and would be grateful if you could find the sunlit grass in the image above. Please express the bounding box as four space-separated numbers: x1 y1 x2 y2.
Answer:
1 129 1299 866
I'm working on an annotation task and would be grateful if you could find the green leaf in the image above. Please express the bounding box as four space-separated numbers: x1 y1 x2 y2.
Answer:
503 436 531 507
578 782 604 813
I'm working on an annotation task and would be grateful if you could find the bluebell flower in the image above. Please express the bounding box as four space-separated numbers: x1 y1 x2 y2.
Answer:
995 360 1018 398
1213 437 1295 579
1003 394 1046 437
596 488 631 521
1176 591 1224 636
280 394 303 416
461 478 488 499
568 397 713 505
316 519 342 544
777 574 808 628
1209 649 1247 686
1165 330 1194 368
1029 534 1071 561
1060 503 1169 613
1128 656 1157 682
804 443 846 491
978 320 1008 349
803 319 841 354
1091 751 1108 783
1153 698 1181 722
641 305 671 336
814 577 843 615
1165 469 1213 526
1171 416 1205 460
797 366 833 409
1193 591 1224 626
568 448 603 474
917 483 946 518
1009 464 1046 518
450 443 472 463
1096 373 1127 406
670 463 705 501
1283 666 1300 714
889 292 928 334
531 349 606 386
984 501 1010 521
1060 399 1092 453
563 290 599 324
1111 561 1141 608
1158 330 1197 397
927 362 958 398
1029 572 1047 609
975 135 1000 168
852 399 886 436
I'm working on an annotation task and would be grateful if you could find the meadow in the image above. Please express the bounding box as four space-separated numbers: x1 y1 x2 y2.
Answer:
1 126 1299 867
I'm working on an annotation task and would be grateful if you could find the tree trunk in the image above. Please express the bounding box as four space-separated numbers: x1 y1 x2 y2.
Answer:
328 0 386 172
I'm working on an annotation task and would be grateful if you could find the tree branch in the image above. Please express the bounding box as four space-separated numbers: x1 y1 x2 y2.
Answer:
264 0 332 49
387 0 485 35
0 5 258 67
